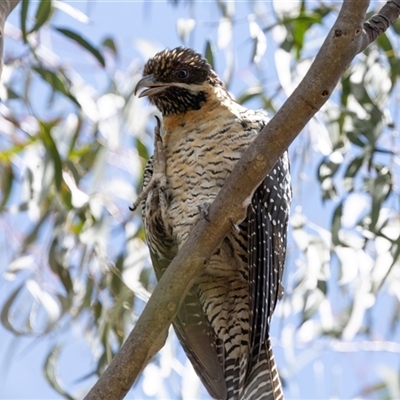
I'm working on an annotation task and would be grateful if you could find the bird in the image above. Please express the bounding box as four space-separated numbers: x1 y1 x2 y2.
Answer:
133 47 291 400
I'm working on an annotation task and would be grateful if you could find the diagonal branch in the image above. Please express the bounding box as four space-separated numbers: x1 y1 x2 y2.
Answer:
84 1 400 399
0 0 20 79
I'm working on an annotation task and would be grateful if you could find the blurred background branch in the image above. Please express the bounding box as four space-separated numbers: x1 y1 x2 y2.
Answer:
0 0 20 77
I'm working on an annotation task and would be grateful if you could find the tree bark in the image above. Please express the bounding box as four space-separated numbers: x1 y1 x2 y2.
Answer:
0 0 20 79
84 1 400 399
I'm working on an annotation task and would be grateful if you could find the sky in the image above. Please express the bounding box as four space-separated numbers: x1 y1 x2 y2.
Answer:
1 1 400 399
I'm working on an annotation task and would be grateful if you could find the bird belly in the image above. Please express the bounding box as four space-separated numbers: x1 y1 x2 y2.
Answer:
162 120 257 250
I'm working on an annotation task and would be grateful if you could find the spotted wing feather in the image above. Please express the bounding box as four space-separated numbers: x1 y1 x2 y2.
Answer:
247 154 291 367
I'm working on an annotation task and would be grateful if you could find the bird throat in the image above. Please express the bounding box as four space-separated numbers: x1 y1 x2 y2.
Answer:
161 86 239 143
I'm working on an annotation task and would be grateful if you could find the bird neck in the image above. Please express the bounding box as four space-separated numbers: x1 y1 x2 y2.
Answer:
161 85 245 142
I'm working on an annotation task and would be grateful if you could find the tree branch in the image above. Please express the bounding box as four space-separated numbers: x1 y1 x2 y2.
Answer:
84 1 400 399
0 0 20 79
361 0 400 50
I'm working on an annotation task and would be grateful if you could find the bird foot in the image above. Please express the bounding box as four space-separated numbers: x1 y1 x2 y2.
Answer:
229 218 241 233
198 202 212 222
130 116 167 211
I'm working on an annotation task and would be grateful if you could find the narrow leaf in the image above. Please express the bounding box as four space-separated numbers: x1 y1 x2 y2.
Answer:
21 0 29 43
136 138 149 161
49 238 74 294
21 209 50 254
44 345 75 400
204 40 214 69
236 86 263 105
55 27 106 67
39 121 63 191
345 156 364 178
331 201 343 246
0 163 13 211
33 66 79 106
29 0 53 34
0 283 25 336
102 37 118 57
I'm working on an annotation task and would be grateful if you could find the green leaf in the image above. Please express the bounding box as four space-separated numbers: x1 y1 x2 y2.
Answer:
369 167 392 231
317 157 339 201
39 121 63 191
345 156 364 179
317 279 327 295
236 86 263 105
376 32 393 55
301 288 324 324
392 18 400 35
20 0 29 43
70 141 102 172
377 33 399 85
0 283 25 336
346 130 368 148
279 11 327 57
6 87 21 100
49 238 74 295
343 156 364 192
331 201 343 246
136 138 149 161
33 66 80 106
340 74 351 107
29 0 53 34
55 27 106 67
102 37 118 57
44 345 75 400
21 209 51 254
93 300 102 322
0 163 13 211
204 40 214 69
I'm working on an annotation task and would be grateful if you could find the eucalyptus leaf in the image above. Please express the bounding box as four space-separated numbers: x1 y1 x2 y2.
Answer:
29 0 53 34
20 0 29 43
33 66 80 106
44 345 76 400
55 27 106 67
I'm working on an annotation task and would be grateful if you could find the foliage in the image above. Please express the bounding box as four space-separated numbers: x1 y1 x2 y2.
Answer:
1 0 400 398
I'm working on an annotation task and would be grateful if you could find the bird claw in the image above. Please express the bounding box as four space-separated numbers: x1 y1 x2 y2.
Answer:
130 115 167 212
152 115 167 187
198 202 211 222
229 218 241 232
129 203 137 212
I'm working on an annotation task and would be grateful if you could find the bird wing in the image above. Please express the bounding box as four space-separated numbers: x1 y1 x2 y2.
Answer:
143 157 227 400
247 153 291 357
149 252 227 400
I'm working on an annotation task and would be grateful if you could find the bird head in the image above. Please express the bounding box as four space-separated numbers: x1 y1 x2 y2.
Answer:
135 47 223 115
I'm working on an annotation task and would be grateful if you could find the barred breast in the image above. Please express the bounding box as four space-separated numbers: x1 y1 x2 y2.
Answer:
162 91 267 250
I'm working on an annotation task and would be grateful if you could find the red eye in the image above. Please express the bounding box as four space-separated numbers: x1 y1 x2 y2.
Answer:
177 68 189 80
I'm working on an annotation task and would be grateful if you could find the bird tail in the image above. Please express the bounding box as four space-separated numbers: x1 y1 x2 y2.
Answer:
243 338 283 400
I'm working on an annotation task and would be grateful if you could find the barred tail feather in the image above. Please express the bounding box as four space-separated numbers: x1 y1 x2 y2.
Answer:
243 338 283 400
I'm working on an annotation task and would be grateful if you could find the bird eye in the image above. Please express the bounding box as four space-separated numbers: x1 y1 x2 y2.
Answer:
177 68 189 80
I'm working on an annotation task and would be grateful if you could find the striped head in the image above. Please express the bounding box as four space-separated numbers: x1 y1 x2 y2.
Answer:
135 47 223 115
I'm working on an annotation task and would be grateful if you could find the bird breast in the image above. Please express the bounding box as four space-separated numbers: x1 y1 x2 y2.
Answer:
161 106 262 247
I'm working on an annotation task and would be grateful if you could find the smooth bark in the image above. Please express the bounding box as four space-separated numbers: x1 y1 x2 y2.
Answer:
84 1 400 399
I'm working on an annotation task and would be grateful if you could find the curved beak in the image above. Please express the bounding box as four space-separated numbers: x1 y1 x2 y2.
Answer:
134 74 171 98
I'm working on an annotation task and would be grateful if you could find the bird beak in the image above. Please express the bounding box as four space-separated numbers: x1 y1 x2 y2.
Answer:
134 74 171 98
